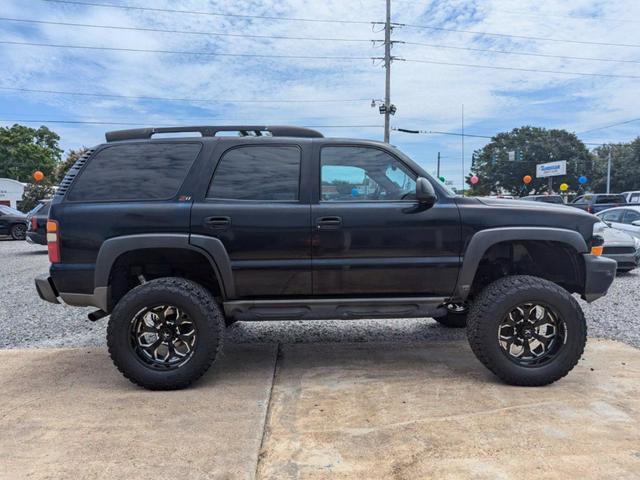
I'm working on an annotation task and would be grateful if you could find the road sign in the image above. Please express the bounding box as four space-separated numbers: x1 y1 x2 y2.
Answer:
536 160 566 178
508 151 515 161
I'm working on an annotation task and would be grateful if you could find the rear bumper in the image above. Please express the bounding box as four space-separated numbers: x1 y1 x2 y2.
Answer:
34 275 110 311
35 275 60 304
582 254 617 302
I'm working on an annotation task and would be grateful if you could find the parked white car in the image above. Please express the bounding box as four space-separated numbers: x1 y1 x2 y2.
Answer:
621 191 640 204
597 206 640 240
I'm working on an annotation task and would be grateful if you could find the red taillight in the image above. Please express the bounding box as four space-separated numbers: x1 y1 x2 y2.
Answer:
587 206 593 214
47 220 60 263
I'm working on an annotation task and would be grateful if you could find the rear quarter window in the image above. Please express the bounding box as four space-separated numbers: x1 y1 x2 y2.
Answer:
596 195 626 204
67 143 201 202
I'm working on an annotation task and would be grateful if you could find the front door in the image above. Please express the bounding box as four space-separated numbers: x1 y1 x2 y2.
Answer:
311 145 461 297
190 141 312 298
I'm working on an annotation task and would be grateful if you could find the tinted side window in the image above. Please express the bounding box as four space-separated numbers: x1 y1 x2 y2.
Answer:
207 146 300 201
67 143 201 202
321 146 416 202
601 210 623 223
622 209 640 224
596 195 625 204
629 193 640 203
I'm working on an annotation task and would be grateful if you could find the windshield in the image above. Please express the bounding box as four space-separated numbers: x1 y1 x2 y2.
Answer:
0 205 23 215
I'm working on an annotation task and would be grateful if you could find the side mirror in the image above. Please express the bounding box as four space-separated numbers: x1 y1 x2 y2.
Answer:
416 177 437 206
632 220 640 227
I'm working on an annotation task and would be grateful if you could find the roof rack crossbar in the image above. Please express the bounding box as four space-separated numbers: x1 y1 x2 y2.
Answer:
105 125 323 142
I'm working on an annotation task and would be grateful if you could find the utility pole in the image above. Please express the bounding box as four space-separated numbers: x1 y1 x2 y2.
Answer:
607 148 612 193
461 104 465 195
437 152 441 178
383 0 392 143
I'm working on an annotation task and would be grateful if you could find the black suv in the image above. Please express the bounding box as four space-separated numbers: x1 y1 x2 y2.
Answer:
35 125 616 390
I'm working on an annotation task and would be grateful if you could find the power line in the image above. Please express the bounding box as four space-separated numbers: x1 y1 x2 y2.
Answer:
403 58 640 79
0 118 383 128
400 22 640 48
0 86 371 104
401 40 640 65
41 0 373 25
0 17 374 43
393 127 492 139
578 117 640 134
0 40 372 61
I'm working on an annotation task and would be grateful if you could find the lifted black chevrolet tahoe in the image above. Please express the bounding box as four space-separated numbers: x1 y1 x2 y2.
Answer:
35 125 616 390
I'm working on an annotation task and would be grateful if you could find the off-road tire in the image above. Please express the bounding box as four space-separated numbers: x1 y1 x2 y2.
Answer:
467 275 586 386
107 277 224 390
10 223 26 240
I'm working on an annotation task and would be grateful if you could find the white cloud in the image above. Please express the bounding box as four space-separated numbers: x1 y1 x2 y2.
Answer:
1 0 639 187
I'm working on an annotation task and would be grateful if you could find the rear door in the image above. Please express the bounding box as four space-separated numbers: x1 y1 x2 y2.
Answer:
190 140 312 298
310 143 461 297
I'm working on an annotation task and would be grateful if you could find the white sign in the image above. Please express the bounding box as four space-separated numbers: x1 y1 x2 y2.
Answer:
536 160 566 178
508 151 515 162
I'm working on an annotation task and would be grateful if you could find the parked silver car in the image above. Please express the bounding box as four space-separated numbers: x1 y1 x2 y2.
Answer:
596 206 640 240
599 222 640 273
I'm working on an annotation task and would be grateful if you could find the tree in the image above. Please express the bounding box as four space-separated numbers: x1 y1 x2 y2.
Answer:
467 127 593 196
591 138 640 193
19 181 55 212
55 147 90 182
0 124 62 182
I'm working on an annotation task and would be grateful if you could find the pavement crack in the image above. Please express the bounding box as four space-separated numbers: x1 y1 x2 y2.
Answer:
254 342 281 480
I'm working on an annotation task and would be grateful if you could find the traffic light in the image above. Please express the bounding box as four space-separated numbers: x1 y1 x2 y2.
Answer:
516 150 524 162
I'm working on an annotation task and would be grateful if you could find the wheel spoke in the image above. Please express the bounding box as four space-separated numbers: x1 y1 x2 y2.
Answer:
497 302 566 366
130 305 197 369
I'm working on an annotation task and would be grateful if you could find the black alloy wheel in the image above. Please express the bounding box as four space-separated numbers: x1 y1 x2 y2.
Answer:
130 305 197 370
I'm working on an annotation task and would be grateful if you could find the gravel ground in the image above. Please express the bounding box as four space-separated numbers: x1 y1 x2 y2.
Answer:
1 238 638 349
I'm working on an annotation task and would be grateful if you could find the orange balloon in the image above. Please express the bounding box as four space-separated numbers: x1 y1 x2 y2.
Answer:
523 175 532 185
33 171 44 182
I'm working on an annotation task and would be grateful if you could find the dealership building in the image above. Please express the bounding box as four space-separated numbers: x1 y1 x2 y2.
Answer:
0 178 25 209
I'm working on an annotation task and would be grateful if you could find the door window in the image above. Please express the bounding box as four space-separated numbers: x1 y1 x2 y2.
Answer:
320 146 416 202
622 209 640 224
600 210 623 223
208 145 300 201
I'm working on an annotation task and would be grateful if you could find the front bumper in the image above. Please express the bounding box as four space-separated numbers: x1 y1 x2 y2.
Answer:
582 254 617 302
602 250 640 271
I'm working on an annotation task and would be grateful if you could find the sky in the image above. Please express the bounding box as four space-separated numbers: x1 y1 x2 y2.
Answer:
1 0 639 189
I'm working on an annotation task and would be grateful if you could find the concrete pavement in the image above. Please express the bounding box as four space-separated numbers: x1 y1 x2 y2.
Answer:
0 344 278 480
1 340 639 479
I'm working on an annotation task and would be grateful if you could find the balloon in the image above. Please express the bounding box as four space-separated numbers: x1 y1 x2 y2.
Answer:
470 175 479 185
578 176 588 184
560 183 569 191
439 176 446 182
33 171 44 182
523 175 532 185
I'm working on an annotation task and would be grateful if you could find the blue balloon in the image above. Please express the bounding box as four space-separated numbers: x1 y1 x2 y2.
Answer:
578 176 588 184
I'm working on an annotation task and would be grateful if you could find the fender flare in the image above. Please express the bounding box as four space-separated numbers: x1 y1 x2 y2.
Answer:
94 233 235 300
454 227 588 300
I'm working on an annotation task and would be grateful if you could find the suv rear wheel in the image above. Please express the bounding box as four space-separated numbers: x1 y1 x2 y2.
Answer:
466 275 586 386
107 277 224 390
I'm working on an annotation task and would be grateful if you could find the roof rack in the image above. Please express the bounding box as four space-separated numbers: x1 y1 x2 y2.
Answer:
105 125 323 142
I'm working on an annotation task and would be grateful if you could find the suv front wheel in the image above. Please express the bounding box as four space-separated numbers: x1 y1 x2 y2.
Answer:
466 275 586 386
107 277 224 390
